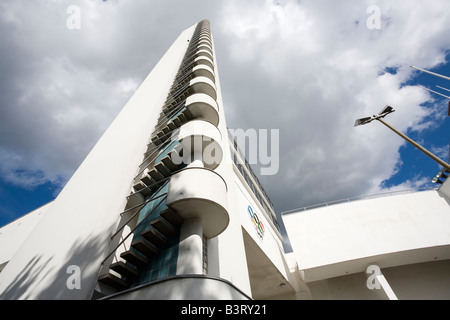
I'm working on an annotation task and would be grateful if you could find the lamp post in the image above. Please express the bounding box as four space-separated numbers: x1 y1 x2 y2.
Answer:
354 106 450 171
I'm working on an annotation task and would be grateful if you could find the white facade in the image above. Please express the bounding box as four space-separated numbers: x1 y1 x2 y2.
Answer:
282 182 450 299
1 20 450 300
0 202 53 274
0 20 199 300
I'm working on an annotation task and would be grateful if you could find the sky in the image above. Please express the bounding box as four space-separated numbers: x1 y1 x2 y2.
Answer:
1 0 450 236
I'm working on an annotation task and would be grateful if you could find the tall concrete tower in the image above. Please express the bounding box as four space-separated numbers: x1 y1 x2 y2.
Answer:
0 19 290 300
6 18 445 301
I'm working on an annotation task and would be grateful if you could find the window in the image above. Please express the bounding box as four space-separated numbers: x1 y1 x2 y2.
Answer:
130 231 180 287
202 236 208 275
228 140 282 233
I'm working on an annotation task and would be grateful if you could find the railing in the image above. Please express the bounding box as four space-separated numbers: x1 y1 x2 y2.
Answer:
102 180 170 265
134 131 182 181
281 186 439 215
227 129 280 233
227 129 274 208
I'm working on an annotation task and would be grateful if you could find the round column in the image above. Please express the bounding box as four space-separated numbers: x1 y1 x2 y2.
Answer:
176 218 203 275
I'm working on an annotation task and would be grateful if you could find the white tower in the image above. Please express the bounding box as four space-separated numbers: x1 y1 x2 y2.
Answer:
0 19 289 300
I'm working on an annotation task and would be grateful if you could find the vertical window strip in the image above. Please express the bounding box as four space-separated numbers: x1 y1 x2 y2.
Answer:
202 236 208 275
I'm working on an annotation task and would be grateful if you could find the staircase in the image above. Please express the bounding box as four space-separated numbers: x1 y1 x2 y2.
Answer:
98 207 183 291
98 19 217 293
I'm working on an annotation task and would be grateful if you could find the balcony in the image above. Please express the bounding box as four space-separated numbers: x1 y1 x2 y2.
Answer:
184 48 214 66
193 56 214 71
185 93 219 126
101 169 228 291
194 38 212 49
196 39 212 49
191 64 214 82
151 107 192 146
198 35 211 42
166 167 229 238
100 165 228 292
166 75 216 105
150 93 218 147
175 59 215 88
194 49 213 62
186 45 213 62
171 119 223 170
135 119 223 202
189 75 216 99
131 141 185 200
196 44 213 55
170 64 215 96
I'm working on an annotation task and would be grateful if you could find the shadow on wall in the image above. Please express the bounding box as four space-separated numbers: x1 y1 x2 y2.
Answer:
438 186 450 207
103 274 251 300
0 234 108 300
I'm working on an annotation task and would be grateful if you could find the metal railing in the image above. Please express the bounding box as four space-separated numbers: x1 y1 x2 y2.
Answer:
102 180 170 265
227 129 274 208
281 186 439 215
227 129 280 232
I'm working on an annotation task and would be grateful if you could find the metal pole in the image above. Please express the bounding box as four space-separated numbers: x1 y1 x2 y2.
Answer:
418 85 450 100
411 66 450 81
437 85 450 93
376 117 450 171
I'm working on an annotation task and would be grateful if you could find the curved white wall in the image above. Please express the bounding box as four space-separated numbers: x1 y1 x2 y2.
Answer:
166 167 229 238
283 188 450 282
103 275 251 300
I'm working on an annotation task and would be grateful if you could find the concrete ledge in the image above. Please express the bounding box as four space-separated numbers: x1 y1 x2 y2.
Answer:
300 245 450 282
167 167 229 238
283 189 450 282
185 93 219 126
100 274 251 300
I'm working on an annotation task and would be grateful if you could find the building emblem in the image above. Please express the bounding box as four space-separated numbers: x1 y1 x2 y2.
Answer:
248 205 265 239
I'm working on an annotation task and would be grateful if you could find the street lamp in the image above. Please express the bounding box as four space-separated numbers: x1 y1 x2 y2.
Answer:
354 105 450 172
432 169 448 185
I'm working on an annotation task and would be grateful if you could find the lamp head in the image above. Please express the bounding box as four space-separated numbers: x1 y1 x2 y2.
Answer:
354 116 373 127
378 105 395 117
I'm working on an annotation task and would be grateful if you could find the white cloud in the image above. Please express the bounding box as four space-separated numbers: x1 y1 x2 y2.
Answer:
0 0 449 215
218 0 450 211
431 145 450 162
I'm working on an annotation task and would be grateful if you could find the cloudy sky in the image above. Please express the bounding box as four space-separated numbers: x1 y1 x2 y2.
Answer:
1 0 450 231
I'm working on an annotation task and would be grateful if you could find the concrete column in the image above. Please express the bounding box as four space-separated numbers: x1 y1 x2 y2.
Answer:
176 218 203 275
366 265 398 300
189 148 204 168
187 135 205 168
